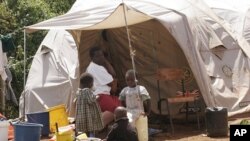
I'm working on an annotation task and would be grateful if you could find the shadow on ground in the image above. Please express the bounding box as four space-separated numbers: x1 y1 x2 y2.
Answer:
41 111 250 141
147 111 229 141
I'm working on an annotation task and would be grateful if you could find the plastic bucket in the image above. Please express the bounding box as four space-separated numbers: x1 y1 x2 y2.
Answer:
47 104 69 132
26 111 50 136
56 130 74 141
135 115 148 141
0 121 9 141
13 122 43 141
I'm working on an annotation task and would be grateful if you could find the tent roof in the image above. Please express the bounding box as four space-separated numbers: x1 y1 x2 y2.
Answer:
25 0 207 32
204 0 250 45
25 2 153 33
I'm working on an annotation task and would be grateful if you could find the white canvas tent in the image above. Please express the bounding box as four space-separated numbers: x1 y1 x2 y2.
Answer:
19 29 79 116
205 0 250 45
23 0 250 117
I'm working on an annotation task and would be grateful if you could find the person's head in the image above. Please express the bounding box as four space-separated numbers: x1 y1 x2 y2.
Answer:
89 46 106 65
80 72 94 89
125 69 137 88
114 106 127 120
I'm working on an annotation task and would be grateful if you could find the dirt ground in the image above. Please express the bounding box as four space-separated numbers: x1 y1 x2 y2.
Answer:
41 123 229 141
41 123 222 141
150 112 249 141
150 123 229 141
41 113 249 141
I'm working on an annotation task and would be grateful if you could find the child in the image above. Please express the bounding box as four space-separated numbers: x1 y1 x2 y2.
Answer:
119 69 151 141
75 73 104 137
103 106 138 141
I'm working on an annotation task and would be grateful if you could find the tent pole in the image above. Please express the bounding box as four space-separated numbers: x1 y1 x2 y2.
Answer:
22 29 26 121
150 32 162 114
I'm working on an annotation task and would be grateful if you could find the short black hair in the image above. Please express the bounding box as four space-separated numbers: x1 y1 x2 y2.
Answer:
114 106 127 120
80 72 93 87
125 69 137 77
89 46 102 59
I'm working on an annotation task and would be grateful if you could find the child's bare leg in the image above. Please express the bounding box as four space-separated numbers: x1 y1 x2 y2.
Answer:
102 111 114 127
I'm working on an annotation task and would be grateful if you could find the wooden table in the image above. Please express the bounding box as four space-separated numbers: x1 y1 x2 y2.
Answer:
167 93 200 134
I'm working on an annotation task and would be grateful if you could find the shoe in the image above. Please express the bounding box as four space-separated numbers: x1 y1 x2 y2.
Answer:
148 128 162 136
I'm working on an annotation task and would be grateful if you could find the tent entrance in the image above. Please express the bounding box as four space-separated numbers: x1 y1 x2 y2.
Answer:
77 19 202 115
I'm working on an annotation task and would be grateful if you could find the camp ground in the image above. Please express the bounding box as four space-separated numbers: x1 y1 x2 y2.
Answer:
17 0 250 140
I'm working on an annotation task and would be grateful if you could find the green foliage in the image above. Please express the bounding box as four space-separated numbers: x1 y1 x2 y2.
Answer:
43 0 75 14
0 0 76 118
240 119 250 125
0 3 17 34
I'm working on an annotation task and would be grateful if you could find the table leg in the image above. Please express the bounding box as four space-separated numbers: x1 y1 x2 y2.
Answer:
194 100 200 129
167 101 174 134
185 102 189 122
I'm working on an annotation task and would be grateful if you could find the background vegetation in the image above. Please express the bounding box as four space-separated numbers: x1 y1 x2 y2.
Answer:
0 0 75 118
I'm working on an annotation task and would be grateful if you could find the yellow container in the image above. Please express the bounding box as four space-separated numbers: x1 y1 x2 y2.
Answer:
76 133 88 140
135 115 148 141
47 104 69 132
56 130 73 141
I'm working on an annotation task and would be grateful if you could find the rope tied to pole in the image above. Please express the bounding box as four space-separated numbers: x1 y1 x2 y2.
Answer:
121 2 138 84
121 1 146 113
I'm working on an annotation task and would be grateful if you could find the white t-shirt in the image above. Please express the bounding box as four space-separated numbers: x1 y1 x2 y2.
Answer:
86 61 113 95
119 85 151 123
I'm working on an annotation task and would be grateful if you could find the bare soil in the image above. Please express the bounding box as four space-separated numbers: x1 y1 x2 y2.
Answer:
41 121 228 141
41 122 229 141
41 112 250 141
151 123 229 141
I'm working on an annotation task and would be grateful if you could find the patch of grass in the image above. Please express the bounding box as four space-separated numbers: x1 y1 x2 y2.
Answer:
240 119 250 125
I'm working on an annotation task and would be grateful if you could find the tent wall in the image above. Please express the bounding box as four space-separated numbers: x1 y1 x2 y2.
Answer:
204 0 250 45
20 30 79 116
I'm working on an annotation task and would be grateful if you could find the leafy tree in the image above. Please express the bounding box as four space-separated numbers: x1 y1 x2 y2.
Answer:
43 0 75 14
0 2 17 34
0 0 75 118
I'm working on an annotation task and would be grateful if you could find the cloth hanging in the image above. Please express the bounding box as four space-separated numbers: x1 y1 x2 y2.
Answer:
0 34 16 52
5 66 18 106
0 41 8 80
